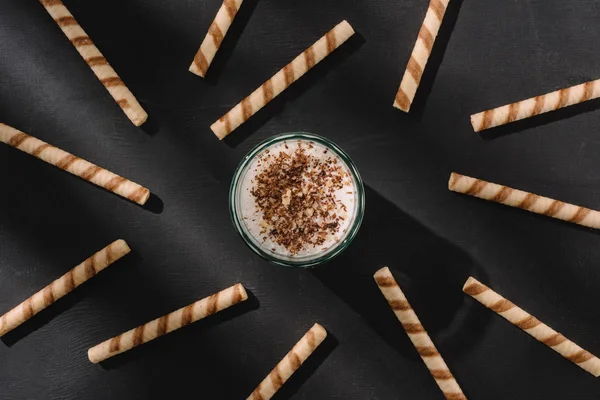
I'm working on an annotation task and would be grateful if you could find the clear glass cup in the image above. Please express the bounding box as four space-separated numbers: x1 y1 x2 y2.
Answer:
229 132 365 267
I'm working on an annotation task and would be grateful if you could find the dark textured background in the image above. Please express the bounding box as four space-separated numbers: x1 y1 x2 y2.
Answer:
2 0 600 398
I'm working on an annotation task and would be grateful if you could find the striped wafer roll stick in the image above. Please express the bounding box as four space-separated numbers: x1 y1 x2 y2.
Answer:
88 283 248 363
449 172 600 230
247 323 327 400
39 0 147 126
0 240 130 337
464 277 600 377
189 0 244 78
374 267 467 400
471 78 600 132
393 0 450 112
211 20 355 140
0 123 150 205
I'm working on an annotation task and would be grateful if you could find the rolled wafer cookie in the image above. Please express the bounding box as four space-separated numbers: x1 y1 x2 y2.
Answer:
394 0 450 112
0 123 150 205
0 240 130 337
471 78 600 132
189 0 244 77
449 172 600 230
247 323 327 400
211 20 355 140
88 283 248 363
39 0 147 126
464 277 600 377
374 267 467 400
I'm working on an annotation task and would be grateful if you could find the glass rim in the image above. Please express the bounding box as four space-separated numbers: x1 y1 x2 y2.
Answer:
229 132 365 268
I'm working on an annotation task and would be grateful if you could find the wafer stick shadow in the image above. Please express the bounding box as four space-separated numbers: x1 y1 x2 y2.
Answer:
203 0 260 85
98 288 259 370
142 193 164 214
409 0 464 120
271 333 338 400
223 33 364 148
139 114 161 136
312 186 491 360
479 96 600 140
0 248 140 347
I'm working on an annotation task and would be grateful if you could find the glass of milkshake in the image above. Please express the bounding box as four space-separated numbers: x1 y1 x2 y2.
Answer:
230 132 365 267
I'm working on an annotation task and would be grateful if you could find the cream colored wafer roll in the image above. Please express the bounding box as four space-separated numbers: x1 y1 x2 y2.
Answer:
0 123 150 205
394 0 450 112
471 78 600 132
88 283 248 363
449 172 600 230
0 240 130 337
211 20 355 140
39 0 147 126
374 267 467 400
247 323 327 400
464 277 600 377
189 0 244 77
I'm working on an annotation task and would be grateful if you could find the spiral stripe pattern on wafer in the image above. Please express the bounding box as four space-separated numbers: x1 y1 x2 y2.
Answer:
463 277 600 377
470 79 600 131
39 0 147 126
211 20 355 140
247 323 327 400
449 172 600 229
189 0 244 77
374 267 467 400
0 124 150 205
88 284 248 363
0 240 130 337
393 0 450 112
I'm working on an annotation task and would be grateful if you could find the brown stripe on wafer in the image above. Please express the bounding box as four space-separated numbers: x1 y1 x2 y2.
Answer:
567 350 594 364
65 270 76 292
31 144 50 158
84 257 96 279
543 200 565 217
374 275 397 287
56 154 78 171
55 16 77 27
9 133 30 148
543 333 567 347
430 369 453 380
506 102 520 124
241 98 253 122
283 64 295 88
127 187 149 204
463 281 488 296
516 316 541 330
395 89 411 112
104 176 126 191
250 392 264 400
86 56 108 67
448 172 462 190
517 193 539 210
490 299 514 313
403 323 425 333
156 315 169 337
40 0 63 5
206 292 220 316
389 300 411 311
70 36 93 46
270 366 284 389
406 56 423 84
417 346 440 357
101 77 125 88
209 22 224 47
262 80 274 103
80 165 101 181
109 335 122 352
133 325 145 346
479 109 495 131
223 0 238 19
446 394 468 400
569 207 590 223
193 51 209 77
22 299 34 320
307 329 316 350
430 0 446 22
289 351 302 369
465 179 487 195
117 99 131 109
43 284 55 306
181 304 194 326
325 30 337 53
105 242 114 265
555 88 570 110
531 95 545 116
418 25 435 53
581 81 595 102
491 186 512 203
304 47 316 69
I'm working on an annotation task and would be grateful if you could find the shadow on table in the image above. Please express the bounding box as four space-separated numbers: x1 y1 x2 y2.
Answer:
223 33 365 148
312 185 491 361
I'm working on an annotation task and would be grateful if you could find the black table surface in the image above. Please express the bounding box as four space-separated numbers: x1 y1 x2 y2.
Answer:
2 0 600 399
